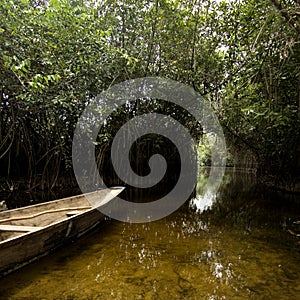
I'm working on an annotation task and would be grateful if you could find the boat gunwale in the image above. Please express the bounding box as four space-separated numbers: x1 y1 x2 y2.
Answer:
0 187 125 245
0 204 98 245
0 190 99 216
0 187 125 278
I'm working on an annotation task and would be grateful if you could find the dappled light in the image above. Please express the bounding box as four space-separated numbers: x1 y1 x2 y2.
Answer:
0 170 299 299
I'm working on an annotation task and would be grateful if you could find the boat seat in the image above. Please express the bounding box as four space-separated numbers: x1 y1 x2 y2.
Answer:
0 225 43 232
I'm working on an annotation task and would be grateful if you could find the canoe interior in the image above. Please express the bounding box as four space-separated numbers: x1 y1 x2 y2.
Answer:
0 188 123 242
0 231 24 242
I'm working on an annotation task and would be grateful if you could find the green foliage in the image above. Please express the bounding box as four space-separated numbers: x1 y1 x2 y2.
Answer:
0 0 299 189
217 0 300 177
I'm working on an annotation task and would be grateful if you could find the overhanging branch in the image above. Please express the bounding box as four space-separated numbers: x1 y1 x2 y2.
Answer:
270 0 300 34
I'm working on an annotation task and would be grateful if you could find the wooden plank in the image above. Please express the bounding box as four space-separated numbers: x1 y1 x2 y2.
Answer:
0 206 91 223
0 225 43 232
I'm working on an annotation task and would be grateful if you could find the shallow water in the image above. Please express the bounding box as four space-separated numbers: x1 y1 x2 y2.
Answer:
0 171 299 299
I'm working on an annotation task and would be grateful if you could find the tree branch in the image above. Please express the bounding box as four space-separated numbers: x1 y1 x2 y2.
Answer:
270 0 300 34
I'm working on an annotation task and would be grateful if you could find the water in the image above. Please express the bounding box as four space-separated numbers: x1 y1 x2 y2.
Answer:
0 170 299 299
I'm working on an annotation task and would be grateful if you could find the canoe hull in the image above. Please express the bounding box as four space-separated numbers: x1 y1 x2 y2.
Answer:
0 209 104 277
0 187 124 277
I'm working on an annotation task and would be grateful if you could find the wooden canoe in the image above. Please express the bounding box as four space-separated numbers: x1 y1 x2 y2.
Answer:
0 187 124 277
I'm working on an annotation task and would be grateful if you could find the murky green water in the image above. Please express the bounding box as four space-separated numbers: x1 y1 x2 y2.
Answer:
0 171 299 299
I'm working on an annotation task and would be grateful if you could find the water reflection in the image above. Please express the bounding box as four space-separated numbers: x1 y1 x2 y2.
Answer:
0 170 299 299
190 191 216 213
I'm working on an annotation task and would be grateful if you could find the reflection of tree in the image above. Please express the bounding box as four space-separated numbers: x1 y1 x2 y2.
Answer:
190 170 300 232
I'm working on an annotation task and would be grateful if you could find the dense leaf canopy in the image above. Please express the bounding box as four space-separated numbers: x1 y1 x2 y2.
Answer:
0 0 299 190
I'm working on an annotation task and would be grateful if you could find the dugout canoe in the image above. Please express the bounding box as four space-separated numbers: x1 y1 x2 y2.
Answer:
0 187 124 277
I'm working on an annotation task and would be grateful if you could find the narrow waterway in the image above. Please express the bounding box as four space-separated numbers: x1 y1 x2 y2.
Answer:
0 170 299 299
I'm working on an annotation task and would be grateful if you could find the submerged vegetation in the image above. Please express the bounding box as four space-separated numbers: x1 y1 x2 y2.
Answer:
0 0 299 193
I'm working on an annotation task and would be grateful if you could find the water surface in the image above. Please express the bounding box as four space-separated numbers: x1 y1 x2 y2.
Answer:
0 171 299 299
